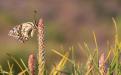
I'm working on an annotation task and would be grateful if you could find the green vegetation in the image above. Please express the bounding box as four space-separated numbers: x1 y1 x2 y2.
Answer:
0 18 121 75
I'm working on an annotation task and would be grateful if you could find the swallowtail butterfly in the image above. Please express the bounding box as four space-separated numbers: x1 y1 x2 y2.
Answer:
8 22 36 43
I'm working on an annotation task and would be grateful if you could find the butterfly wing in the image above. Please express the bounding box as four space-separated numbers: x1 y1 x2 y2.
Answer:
8 25 22 40
8 22 36 43
21 22 35 38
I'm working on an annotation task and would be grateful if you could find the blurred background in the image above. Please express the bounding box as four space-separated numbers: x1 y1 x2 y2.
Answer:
0 0 121 71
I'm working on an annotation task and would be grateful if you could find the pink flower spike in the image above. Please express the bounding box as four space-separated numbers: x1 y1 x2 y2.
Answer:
28 53 35 75
99 53 106 75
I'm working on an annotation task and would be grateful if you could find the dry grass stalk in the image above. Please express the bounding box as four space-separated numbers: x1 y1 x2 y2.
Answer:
99 53 106 75
37 18 46 75
28 53 35 75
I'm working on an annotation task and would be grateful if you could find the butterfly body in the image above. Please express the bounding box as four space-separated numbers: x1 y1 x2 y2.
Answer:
8 22 36 43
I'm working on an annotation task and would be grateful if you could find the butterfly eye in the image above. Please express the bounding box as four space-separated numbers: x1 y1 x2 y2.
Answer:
8 22 36 43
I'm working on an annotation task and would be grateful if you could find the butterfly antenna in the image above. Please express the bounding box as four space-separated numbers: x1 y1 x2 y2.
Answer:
33 10 38 28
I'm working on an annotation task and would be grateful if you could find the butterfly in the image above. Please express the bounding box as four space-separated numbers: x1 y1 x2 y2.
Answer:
8 22 37 43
